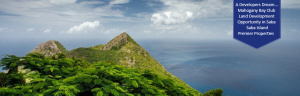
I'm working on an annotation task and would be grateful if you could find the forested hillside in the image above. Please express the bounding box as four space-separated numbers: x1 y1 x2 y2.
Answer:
0 32 223 96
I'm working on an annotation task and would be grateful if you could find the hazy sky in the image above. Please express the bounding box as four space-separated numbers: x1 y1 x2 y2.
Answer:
0 0 299 42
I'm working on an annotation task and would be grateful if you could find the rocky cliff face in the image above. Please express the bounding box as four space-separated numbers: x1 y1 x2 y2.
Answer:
29 40 68 57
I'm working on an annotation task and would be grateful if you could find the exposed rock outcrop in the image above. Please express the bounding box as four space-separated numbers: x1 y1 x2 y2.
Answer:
29 40 68 57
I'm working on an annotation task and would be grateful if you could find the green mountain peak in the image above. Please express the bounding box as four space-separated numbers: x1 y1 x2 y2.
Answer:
100 32 131 50
68 32 153 68
66 32 196 91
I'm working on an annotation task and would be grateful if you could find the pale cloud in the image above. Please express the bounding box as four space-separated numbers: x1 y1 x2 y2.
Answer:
154 0 232 20
134 12 151 18
44 29 51 33
92 6 125 17
151 0 232 33
49 0 76 5
290 29 298 32
151 11 193 25
26 28 34 32
0 0 52 17
0 0 126 23
110 0 130 5
143 30 151 34
67 21 101 34
169 24 199 34
282 0 300 8
227 30 233 35
103 28 126 34
146 2 158 7
78 1 104 5
151 23 200 34
0 27 6 32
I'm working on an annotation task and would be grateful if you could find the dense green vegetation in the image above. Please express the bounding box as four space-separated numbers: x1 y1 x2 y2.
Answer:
0 53 211 96
67 34 192 90
65 33 224 96
3 33 224 96
0 53 223 96
202 88 223 96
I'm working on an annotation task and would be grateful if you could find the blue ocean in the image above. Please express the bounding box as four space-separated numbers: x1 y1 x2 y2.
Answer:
1 39 300 96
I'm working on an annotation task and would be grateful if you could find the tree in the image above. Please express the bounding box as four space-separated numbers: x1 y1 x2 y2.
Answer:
0 73 8 87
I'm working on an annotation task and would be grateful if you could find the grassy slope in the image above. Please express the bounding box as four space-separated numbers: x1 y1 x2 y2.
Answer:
66 34 199 93
54 41 68 53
